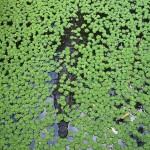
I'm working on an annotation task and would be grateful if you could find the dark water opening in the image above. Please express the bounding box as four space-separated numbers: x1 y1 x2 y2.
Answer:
0 58 4 63
10 114 18 123
135 102 143 110
7 21 13 26
137 126 144 134
115 118 124 124
26 2 32 5
96 12 108 18
114 103 123 109
26 22 32 27
52 9 90 138
129 132 145 147
58 121 68 138
16 39 22 49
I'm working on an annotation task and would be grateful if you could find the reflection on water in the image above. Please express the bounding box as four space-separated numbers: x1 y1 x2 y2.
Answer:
83 140 88 144
67 136 74 142
102 144 113 150
30 139 35 149
130 113 136 122
92 135 98 142
39 130 46 138
10 114 18 123
30 94 59 149
79 112 85 118
118 139 126 147
38 107 46 120
66 145 70 150
44 97 54 103
30 123 58 149
48 72 58 85
68 124 79 133
49 122 59 145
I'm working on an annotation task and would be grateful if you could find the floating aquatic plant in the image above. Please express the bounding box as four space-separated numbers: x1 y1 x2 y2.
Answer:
0 0 150 149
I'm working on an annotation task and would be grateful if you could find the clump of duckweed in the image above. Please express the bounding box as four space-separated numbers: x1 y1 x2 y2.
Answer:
0 0 149 149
